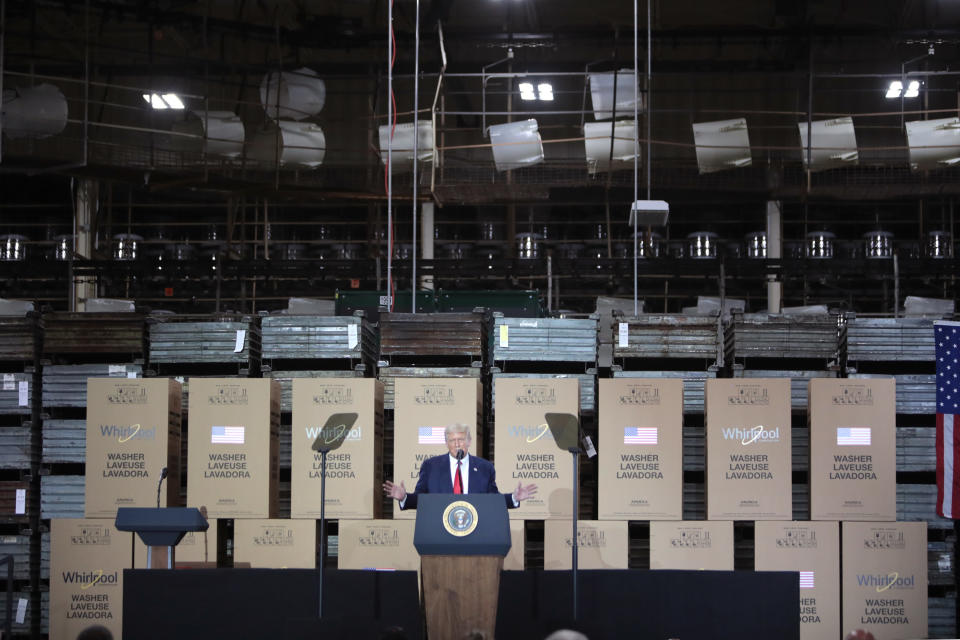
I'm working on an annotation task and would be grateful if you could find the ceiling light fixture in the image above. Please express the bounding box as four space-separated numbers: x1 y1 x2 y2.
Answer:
885 80 920 99
537 83 553 101
142 93 185 109
518 82 537 101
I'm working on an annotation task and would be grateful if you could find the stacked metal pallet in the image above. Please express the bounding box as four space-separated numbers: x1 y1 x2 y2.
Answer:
0 314 39 361
42 312 145 359
489 369 597 414
846 316 936 362
612 313 722 365
491 313 599 366
380 310 488 362
148 314 261 373
41 364 142 408
260 312 378 372
849 373 936 414
41 419 86 465
725 312 841 365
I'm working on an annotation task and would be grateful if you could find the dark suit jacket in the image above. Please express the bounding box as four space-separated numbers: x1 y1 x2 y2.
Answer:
401 453 516 510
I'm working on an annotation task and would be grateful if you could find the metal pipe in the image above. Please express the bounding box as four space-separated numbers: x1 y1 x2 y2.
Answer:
481 49 514 134
387 0 393 310
411 0 420 313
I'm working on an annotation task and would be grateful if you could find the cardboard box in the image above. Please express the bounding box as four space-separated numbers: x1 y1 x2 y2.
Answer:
234 519 317 568
504 520 525 570
392 378 483 519
84 378 181 517
597 378 683 520
291 378 384 519
755 521 840 640
49 518 132 640
544 520 629 570
842 521 927 640
337 519 418 571
187 378 280 518
493 378 579 520
705 378 792 520
135 519 218 568
809 379 896 521
649 520 733 570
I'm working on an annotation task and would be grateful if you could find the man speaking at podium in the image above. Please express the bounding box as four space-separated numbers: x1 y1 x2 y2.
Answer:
383 423 537 509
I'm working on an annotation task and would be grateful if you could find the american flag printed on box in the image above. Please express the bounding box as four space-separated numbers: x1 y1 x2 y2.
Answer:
418 427 446 445
211 426 245 444
799 571 815 589
836 427 871 446
623 427 658 445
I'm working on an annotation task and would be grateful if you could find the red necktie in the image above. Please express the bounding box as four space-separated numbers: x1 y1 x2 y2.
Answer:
453 461 463 494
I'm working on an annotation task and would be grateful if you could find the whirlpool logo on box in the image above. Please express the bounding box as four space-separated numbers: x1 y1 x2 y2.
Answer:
856 572 916 592
721 425 781 444
61 569 118 589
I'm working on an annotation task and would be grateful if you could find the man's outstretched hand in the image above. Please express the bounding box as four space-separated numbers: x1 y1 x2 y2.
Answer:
382 480 407 501
513 482 537 502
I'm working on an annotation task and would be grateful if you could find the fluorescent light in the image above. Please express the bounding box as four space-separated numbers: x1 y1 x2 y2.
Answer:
904 80 920 98
518 82 536 101
537 83 553 101
885 81 902 99
162 93 185 109
142 92 185 109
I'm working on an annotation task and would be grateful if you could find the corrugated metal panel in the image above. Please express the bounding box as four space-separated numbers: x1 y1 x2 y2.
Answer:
726 313 841 361
849 373 935 414
261 314 378 366
930 595 957 639
149 317 260 364
736 369 838 409
265 369 365 413
0 534 30 580
491 370 596 413
42 419 86 464
898 484 954 528
0 372 33 414
0 315 37 360
612 370 716 414
40 475 84 519
928 539 955 586
42 364 142 408
8 591 48 635
898 427 936 472
42 312 145 356
492 315 598 363
846 317 935 362
378 366 483 410
0 426 31 468
380 311 488 359
279 422 291 469
613 314 721 361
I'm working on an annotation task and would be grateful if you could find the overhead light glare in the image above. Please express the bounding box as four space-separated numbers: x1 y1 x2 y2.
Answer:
142 92 185 109
885 81 902 99
904 80 920 98
518 82 536 101
537 83 553 101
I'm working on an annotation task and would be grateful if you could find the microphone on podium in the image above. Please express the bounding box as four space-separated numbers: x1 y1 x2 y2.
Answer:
156 467 168 508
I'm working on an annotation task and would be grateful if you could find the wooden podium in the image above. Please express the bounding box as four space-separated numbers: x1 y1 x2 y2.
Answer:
414 494 512 639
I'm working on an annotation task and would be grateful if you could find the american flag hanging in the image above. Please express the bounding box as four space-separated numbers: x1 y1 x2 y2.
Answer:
935 321 960 518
